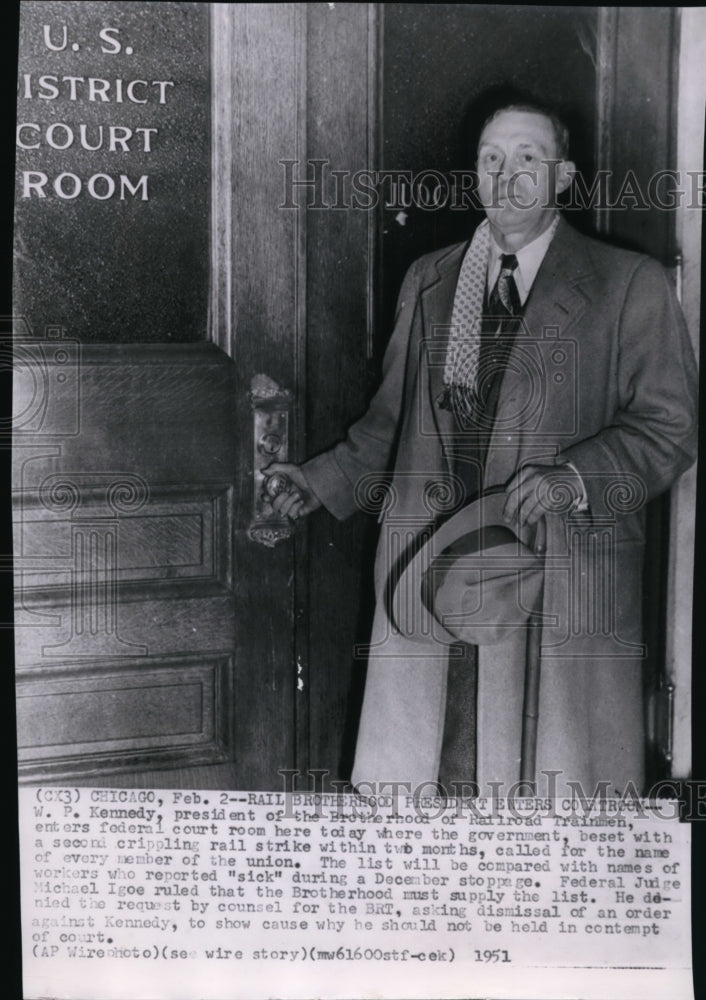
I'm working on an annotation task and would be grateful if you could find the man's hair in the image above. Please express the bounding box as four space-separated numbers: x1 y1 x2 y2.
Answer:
479 102 570 160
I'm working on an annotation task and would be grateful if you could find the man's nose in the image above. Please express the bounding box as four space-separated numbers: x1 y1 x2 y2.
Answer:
492 164 509 192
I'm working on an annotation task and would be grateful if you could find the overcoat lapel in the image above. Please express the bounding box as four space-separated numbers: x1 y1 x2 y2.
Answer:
523 217 593 328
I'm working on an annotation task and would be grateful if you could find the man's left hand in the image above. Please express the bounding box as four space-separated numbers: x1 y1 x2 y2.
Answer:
503 463 583 527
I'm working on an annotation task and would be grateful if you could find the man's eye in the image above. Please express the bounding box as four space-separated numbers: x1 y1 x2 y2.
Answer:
522 153 538 164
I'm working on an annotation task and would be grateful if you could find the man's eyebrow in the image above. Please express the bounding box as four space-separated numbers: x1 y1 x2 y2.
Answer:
479 136 549 148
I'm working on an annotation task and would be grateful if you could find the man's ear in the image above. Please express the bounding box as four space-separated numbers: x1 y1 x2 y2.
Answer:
556 160 576 195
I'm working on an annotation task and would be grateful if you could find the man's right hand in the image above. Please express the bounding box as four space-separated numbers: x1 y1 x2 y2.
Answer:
262 463 322 521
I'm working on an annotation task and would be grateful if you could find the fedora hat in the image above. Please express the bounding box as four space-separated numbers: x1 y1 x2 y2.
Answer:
391 491 545 646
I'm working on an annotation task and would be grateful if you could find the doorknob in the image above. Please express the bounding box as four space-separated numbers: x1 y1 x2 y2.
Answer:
248 374 294 548
262 471 290 498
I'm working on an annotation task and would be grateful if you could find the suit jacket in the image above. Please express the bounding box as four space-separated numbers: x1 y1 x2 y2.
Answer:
304 217 698 796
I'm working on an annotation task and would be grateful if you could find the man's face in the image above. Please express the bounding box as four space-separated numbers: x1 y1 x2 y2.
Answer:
476 110 573 239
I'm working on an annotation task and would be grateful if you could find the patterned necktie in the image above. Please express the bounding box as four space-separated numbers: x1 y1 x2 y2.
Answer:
487 253 521 319
473 252 521 418
445 253 522 426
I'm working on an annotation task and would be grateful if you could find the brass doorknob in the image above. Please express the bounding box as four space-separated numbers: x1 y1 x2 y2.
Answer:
263 472 290 499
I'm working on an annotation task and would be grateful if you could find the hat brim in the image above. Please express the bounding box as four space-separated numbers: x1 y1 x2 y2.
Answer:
391 492 544 646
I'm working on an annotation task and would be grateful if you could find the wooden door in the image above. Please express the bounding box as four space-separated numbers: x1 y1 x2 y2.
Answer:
13 2 378 790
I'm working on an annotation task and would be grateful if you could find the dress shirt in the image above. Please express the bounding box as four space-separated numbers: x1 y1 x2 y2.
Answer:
486 214 559 305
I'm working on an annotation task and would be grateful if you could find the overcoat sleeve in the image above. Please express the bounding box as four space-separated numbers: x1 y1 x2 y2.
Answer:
302 258 423 520
559 257 698 513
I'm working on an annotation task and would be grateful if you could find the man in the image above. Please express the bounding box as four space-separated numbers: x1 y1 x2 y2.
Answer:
267 103 698 798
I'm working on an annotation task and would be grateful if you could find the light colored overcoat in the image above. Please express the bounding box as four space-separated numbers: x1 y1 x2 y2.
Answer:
304 218 698 797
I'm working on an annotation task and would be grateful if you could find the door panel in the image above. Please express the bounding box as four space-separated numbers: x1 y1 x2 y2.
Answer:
14 1 210 342
13 343 240 786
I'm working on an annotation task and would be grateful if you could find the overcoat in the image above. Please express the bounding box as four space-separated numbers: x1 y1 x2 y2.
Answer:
304 218 698 797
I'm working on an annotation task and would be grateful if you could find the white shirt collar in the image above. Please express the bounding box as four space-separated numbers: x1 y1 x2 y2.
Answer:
487 214 560 304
